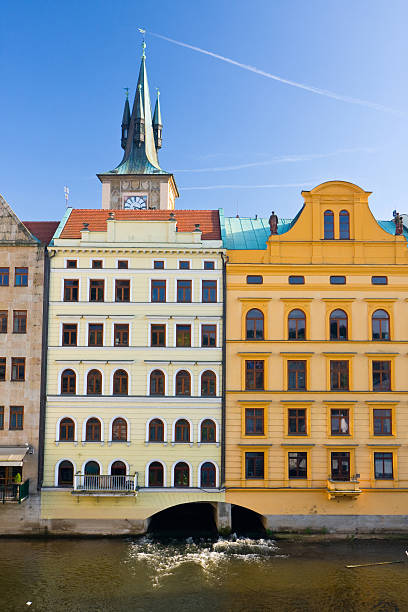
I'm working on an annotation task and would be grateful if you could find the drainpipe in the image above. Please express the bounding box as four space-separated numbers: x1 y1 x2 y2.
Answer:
220 252 229 487
37 247 55 491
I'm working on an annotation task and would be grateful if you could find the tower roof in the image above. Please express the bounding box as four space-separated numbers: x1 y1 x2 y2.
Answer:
106 43 169 176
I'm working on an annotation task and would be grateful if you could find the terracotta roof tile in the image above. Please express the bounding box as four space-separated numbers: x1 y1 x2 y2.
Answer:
60 209 221 240
23 221 59 244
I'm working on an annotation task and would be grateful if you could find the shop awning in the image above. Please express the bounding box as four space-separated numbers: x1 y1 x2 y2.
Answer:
0 447 28 467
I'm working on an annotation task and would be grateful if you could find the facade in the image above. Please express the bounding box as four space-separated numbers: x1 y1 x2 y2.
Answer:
223 181 408 533
40 47 227 535
0 194 57 532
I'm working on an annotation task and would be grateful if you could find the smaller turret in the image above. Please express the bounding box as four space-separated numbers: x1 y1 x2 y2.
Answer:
121 90 130 150
153 90 163 150
133 84 145 145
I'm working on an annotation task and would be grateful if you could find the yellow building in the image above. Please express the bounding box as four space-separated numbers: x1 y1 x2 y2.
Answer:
223 181 408 533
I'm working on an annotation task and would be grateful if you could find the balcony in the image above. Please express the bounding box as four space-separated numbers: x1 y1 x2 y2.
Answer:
72 473 138 496
0 479 30 504
326 478 361 500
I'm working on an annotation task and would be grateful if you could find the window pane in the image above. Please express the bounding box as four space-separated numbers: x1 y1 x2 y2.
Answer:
246 275 263 284
245 452 264 479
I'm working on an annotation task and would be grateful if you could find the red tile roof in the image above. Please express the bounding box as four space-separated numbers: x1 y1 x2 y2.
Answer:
23 221 59 244
60 209 221 240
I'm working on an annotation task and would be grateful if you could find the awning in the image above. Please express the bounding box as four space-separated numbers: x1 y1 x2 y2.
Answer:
0 447 28 467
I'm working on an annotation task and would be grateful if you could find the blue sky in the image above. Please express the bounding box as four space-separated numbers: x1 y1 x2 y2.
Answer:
1 0 407 221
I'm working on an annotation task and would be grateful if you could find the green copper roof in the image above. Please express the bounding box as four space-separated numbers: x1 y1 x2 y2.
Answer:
106 46 169 176
153 90 162 126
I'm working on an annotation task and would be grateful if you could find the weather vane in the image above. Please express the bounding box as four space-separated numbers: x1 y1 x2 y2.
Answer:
64 185 69 207
124 87 129 99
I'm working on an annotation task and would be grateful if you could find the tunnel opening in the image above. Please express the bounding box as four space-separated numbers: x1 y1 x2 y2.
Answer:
231 505 266 537
147 502 218 538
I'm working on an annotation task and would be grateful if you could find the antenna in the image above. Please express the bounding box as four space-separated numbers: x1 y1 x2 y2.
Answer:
64 186 70 207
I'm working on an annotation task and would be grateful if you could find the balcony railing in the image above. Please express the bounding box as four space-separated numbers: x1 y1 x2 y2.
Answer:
73 473 138 495
0 479 30 504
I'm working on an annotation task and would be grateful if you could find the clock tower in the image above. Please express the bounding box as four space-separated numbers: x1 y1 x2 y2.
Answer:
97 42 179 210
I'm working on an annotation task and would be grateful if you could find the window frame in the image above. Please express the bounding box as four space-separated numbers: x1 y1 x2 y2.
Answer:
9 406 24 430
89 279 105 302
0 311 7 334
177 279 192 303
287 360 307 391
288 309 306 341
201 370 216 396
339 210 350 240
151 279 166 302
62 323 77 346
115 279 130 302
63 279 79 302
114 323 129 347
88 323 103 347
246 309 264 341
150 369 165 396
323 210 334 240
329 360 349 391
372 360 392 392
15 267 28 287
245 360 265 391
246 275 263 284
372 309 390 341
151 324 166 347
61 369 76 395
176 324 191 347
202 280 217 303
0 267 9 286
201 324 217 347
11 357 25 381
12 310 27 334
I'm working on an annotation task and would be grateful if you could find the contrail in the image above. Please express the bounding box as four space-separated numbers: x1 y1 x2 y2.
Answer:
181 181 316 191
175 147 376 173
148 30 402 116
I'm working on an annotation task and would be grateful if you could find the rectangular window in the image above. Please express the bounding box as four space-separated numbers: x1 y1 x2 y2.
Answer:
245 408 264 435
117 260 128 269
0 358 5 381
0 406 3 430
204 261 215 270
114 324 129 347
151 279 166 302
287 360 306 390
115 279 130 302
179 261 190 269
247 275 263 284
331 451 350 481
288 276 305 285
11 358 25 381
245 452 264 479
151 324 166 347
0 311 7 333
64 279 79 301
330 276 346 285
330 360 349 390
330 408 350 435
202 280 217 302
66 260 77 268
9 406 23 430
62 324 77 346
15 267 28 286
88 324 103 346
92 260 103 269
288 408 307 435
373 361 391 391
372 276 388 285
202 324 216 347
0 268 9 286
176 324 191 347
374 452 393 479
245 360 264 390
89 279 104 302
373 409 392 435
13 311 27 334
153 260 164 269
288 452 307 479
177 280 192 303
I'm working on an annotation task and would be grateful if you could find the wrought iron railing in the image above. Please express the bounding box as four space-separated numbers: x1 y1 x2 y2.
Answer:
0 479 30 504
73 473 138 492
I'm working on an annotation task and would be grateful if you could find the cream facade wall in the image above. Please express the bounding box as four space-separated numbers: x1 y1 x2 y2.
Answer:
42 218 225 529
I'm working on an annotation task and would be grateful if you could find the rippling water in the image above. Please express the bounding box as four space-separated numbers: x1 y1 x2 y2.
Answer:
2 536 408 611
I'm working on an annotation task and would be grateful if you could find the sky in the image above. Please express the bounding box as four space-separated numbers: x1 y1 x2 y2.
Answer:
0 0 407 222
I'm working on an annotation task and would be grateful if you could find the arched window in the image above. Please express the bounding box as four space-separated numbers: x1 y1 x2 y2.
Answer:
201 419 216 442
201 370 216 396
372 309 390 340
175 419 190 442
84 460 100 488
174 462 189 488
246 309 264 340
112 418 127 441
201 462 216 487
150 370 165 396
324 210 334 239
85 417 101 441
59 418 75 441
149 462 164 487
110 461 126 476
149 418 164 442
61 369 76 395
176 370 191 396
330 309 348 341
58 460 74 487
87 369 102 395
288 309 306 340
85 461 100 475
339 210 350 239
113 370 128 395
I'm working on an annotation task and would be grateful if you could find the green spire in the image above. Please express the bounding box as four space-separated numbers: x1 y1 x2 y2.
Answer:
121 90 130 150
153 89 162 150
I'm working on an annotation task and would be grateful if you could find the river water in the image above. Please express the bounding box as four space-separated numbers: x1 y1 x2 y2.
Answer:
2 536 408 611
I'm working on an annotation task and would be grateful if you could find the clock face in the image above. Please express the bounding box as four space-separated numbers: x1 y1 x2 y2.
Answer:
124 195 148 210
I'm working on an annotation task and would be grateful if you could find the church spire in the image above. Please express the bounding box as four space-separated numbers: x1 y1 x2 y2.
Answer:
121 89 130 150
108 41 168 175
153 90 162 150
